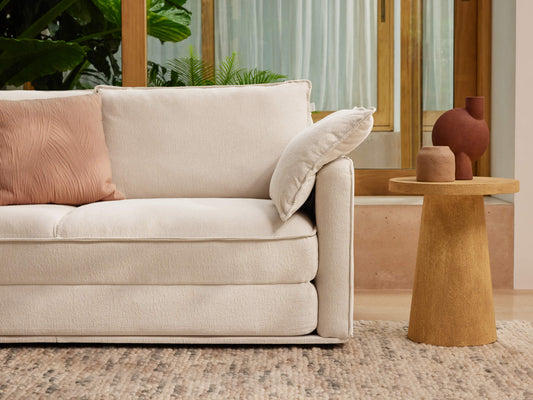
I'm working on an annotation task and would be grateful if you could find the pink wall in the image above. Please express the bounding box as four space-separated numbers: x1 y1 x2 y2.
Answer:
514 0 533 288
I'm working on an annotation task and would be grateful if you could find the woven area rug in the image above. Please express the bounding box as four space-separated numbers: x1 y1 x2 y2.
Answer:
1 321 532 400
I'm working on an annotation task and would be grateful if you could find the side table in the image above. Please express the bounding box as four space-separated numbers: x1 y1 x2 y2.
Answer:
389 177 519 346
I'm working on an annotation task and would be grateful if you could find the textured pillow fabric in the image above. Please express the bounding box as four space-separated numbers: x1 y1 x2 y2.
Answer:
0 90 92 101
0 93 124 206
95 81 312 199
270 106 375 221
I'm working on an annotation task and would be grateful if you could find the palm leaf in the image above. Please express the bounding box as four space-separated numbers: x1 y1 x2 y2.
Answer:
159 48 286 87
167 49 214 86
234 68 286 85
0 37 85 87
167 57 213 86
148 60 177 86
215 52 243 85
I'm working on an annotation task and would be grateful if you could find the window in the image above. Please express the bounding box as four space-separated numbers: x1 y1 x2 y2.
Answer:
422 0 454 145
145 0 393 133
121 0 491 191
209 0 393 132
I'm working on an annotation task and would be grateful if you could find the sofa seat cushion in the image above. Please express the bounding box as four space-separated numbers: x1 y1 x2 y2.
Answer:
0 204 75 239
55 198 315 240
0 198 318 285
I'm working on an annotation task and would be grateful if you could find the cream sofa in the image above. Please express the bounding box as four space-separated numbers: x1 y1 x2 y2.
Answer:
0 81 354 344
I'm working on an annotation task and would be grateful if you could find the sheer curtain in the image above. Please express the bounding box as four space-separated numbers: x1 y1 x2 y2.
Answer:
215 0 377 111
423 0 454 111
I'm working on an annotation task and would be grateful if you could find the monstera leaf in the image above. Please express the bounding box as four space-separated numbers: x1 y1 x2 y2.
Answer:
91 0 191 43
90 0 121 26
148 2 191 43
0 37 85 87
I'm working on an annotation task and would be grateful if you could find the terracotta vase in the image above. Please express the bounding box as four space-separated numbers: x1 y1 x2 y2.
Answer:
432 97 489 180
416 146 455 182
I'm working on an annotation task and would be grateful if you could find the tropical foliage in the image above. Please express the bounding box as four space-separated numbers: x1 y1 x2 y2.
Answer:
0 0 191 89
148 48 286 87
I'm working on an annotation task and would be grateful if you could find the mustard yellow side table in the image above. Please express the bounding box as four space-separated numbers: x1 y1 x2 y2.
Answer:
389 177 519 346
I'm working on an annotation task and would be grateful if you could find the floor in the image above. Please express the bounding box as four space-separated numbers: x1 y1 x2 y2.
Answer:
354 289 533 321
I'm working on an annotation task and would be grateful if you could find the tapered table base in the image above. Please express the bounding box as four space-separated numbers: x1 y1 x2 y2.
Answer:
407 194 495 346
389 177 519 346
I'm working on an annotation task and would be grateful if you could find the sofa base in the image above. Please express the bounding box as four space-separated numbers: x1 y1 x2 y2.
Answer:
0 335 346 345
0 284 319 338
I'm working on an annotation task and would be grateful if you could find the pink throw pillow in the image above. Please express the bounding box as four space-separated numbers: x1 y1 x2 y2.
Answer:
0 93 124 205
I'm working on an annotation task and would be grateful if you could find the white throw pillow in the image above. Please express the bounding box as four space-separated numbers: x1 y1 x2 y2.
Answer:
270 106 375 221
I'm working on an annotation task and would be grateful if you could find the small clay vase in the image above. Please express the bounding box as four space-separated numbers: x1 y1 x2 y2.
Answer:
432 97 489 180
416 146 455 182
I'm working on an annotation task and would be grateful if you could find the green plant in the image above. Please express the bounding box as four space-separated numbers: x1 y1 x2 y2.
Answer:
148 47 286 87
0 0 192 89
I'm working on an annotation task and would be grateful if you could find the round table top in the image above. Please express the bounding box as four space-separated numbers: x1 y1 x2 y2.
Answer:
389 176 520 196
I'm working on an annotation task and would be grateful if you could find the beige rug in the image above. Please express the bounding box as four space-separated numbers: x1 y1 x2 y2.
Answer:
0 321 532 399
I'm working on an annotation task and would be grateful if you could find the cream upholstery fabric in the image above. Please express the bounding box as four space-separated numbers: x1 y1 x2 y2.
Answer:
315 157 354 339
0 198 314 240
270 107 374 220
96 81 312 199
0 199 317 284
0 335 345 345
0 204 74 238
56 198 314 240
0 284 318 336
0 88 355 343
0 239 317 285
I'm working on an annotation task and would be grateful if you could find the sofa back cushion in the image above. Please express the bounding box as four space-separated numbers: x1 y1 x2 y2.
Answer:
96 81 311 199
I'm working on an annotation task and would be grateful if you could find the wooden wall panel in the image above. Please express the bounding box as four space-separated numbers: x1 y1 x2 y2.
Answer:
374 0 394 131
121 0 147 87
201 0 215 66
454 0 492 177
454 0 478 106
400 0 422 168
476 1 492 176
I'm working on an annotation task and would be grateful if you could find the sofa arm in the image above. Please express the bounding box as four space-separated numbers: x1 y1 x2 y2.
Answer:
315 156 354 339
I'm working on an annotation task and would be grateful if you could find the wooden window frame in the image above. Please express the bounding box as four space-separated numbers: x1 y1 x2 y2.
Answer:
120 0 491 193
454 0 491 177
400 0 423 169
375 0 395 131
121 0 147 86
201 0 215 66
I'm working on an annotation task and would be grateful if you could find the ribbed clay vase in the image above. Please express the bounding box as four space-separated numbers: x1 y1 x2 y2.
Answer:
416 146 455 182
432 97 489 180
